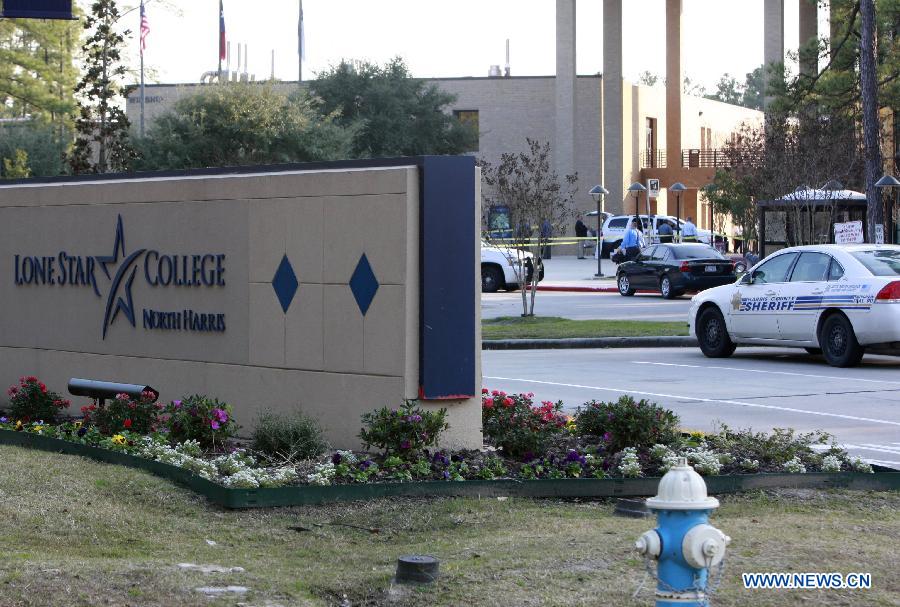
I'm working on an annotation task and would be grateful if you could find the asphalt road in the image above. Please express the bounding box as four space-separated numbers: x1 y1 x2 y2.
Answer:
483 346 900 467
481 291 694 321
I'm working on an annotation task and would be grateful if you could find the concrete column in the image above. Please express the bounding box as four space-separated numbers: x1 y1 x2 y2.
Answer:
602 0 624 212
665 0 683 170
763 0 784 107
555 0 577 181
799 0 818 78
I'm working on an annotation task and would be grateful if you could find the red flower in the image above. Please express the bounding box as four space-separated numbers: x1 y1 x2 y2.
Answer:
482 388 489 394
503 397 514 408
38 382 47 393
123 419 133 429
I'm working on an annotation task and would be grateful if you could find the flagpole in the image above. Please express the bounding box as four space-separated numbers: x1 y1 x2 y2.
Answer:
140 0 145 137
298 0 303 83
218 1 223 80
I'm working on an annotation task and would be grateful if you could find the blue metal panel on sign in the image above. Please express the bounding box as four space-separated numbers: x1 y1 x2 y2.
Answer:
419 156 476 399
2 0 74 19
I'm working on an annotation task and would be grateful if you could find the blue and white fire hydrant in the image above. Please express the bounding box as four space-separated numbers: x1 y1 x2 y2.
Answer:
634 457 731 606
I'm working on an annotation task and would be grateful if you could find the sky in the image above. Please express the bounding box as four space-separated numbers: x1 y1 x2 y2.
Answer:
107 0 826 91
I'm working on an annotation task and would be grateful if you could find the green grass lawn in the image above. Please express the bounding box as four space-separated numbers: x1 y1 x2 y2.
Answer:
0 445 897 606
482 316 689 340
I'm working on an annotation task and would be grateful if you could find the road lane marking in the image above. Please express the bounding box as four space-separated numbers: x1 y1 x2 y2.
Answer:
631 361 900 386
855 444 900 455
483 376 900 427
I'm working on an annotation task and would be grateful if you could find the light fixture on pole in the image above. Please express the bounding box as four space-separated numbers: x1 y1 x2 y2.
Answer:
669 182 686 243
589 185 609 277
875 174 900 244
626 182 647 223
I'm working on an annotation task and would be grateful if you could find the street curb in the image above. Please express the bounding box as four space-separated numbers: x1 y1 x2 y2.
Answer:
482 335 698 350
536 285 620 293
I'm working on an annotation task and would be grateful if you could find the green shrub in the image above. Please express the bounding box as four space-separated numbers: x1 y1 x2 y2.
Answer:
359 401 448 458
481 390 568 458
6 376 70 423
704 425 835 470
83 390 162 435
251 409 329 462
162 395 237 449
575 396 680 454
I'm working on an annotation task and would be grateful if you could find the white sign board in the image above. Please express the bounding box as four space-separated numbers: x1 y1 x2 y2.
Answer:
647 178 660 199
834 220 864 244
875 224 885 245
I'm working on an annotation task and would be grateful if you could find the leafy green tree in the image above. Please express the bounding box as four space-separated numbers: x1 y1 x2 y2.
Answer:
69 0 137 174
0 122 71 177
705 67 765 109
1 149 30 179
134 83 356 170
637 71 660 87
310 58 476 158
0 14 80 123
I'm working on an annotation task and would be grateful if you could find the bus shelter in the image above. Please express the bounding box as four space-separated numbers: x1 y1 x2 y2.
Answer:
757 188 873 258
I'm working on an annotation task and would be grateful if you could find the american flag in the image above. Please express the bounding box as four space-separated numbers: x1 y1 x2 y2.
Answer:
139 1 150 53
219 0 226 61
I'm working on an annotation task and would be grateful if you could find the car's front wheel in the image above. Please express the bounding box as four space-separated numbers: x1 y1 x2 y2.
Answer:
697 306 736 358
617 273 635 296
481 265 504 293
819 314 864 367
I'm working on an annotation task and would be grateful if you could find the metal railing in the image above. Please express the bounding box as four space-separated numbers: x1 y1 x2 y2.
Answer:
681 149 733 168
640 149 667 169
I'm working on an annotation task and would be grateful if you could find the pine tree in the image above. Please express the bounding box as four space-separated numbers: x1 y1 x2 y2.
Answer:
69 0 137 174
0 15 80 123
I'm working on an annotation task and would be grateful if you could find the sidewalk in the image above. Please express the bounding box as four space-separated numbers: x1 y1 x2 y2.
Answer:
537 255 620 292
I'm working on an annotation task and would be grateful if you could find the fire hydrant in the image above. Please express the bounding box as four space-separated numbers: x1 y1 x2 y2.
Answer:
634 457 730 606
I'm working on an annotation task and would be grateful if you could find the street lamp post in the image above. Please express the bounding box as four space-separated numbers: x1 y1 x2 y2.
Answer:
627 181 647 226
875 175 900 244
669 182 686 243
589 185 609 277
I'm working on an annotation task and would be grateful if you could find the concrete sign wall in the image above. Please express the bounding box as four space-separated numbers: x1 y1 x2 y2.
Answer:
0 158 482 448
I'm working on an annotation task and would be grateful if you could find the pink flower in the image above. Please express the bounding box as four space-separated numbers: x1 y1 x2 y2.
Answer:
210 420 220 430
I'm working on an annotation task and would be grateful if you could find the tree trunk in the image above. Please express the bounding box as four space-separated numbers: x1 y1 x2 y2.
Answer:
859 0 883 242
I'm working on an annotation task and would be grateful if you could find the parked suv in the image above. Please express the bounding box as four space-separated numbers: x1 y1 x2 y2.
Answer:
600 214 711 256
481 241 545 293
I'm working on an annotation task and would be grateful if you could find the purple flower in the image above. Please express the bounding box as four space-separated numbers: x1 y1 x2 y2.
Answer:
607 413 614 421
172 400 182 409
566 450 581 462
432 452 450 466
602 432 612 443
400 440 411 450
77 427 87 437
210 420 220 430
213 408 229 423
442 470 451 480
411 414 422 423
0 417 7 423
360 459 374 470
332 452 343 465
523 451 536 462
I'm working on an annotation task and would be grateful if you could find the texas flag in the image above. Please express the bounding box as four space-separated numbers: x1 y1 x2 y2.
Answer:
219 0 226 61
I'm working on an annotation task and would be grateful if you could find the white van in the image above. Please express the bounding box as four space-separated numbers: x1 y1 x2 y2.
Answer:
600 215 711 255
481 241 545 293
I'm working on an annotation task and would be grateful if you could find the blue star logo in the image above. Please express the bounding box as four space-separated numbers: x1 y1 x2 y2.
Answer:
95 215 145 339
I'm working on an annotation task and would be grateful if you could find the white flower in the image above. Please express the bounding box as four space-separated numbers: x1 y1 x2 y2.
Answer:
222 469 260 489
306 462 336 486
336 450 358 465
848 457 873 474
740 458 760 472
617 447 642 478
821 455 842 473
686 448 722 476
782 456 806 474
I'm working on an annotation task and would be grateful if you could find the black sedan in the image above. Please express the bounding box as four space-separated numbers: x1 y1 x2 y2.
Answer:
616 243 737 299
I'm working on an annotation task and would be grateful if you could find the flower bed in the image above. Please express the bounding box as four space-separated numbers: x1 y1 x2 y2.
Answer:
1 379 897 508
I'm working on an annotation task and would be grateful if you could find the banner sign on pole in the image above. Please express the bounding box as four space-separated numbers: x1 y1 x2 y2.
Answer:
1 0 74 19
647 178 660 199
834 220 864 244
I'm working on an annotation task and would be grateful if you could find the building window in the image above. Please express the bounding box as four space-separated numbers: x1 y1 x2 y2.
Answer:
454 109 479 152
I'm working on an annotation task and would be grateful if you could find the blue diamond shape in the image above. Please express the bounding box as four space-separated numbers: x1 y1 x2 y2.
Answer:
349 254 379 316
272 255 299 313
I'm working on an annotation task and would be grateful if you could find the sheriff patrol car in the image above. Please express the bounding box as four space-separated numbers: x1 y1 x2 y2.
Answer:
689 244 900 367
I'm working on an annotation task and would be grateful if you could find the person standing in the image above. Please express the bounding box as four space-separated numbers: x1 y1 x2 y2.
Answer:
657 220 673 243
541 219 552 259
574 214 588 259
682 216 698 242
620 219 644 261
